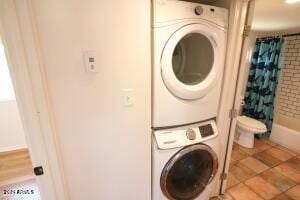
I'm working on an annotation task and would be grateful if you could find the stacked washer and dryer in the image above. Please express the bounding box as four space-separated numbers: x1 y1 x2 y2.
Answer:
151 1 228 200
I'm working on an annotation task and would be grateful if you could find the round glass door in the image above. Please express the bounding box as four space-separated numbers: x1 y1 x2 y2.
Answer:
160 144 218 200
172 33 214 85
161 24 223 100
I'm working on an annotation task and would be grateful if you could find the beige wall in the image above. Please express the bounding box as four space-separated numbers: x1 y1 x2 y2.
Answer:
31 0 151 199
211 0 231 9
181 0 231 8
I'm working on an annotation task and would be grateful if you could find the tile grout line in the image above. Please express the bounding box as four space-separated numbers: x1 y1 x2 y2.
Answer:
227 139 300 200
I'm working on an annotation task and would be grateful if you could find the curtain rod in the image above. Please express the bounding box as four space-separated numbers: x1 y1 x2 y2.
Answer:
282 32 300 37
256 36 282 40
257 32 300 40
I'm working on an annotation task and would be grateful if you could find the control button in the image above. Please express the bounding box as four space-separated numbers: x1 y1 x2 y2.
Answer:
194 6 203 15
186 128 196 140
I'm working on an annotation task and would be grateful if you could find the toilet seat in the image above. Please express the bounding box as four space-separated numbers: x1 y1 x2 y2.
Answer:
236 116 267 133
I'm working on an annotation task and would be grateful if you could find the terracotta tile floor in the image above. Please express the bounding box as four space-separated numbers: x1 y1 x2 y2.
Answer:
225 139 300 200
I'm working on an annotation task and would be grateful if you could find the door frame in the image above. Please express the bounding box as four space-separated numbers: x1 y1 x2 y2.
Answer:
0 0 68 199
216 0 254 194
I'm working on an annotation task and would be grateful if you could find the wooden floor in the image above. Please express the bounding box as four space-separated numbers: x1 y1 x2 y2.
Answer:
0 148 34 186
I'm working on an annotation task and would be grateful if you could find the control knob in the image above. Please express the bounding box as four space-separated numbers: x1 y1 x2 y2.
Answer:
194 6 203 15
186 128 196 140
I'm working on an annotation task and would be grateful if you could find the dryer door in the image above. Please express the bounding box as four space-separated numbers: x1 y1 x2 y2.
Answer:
161 23 224 100
160 144 218 200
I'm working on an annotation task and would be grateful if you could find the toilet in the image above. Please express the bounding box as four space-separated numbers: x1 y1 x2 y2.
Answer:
235 115 267 148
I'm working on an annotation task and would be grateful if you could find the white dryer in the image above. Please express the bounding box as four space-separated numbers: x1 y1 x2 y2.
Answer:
152 0 228 128
152 120 220 200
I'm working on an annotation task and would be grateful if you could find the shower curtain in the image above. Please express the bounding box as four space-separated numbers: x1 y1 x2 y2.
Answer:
243 37 284 138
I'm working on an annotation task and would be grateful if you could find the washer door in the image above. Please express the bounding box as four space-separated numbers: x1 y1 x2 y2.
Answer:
160 144 218 200
161 23 222 100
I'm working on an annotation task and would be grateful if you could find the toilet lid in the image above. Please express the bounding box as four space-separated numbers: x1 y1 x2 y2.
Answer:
237 116 267 132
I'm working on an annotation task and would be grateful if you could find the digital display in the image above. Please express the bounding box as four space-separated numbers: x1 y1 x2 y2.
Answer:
89 57 95 62
199 124 214 138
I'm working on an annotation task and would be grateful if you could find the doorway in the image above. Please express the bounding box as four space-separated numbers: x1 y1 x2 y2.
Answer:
223 0 300 199
0 1 68 199
0 34 41 200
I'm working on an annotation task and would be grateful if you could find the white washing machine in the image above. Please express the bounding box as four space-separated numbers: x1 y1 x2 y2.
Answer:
152 0 228 128
152 120 220 200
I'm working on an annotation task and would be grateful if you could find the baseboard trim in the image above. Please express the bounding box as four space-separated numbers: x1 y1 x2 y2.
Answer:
0 145 28 153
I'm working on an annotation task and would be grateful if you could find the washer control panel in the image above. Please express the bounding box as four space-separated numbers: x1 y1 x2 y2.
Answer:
199 124 214 138
154 120 218 149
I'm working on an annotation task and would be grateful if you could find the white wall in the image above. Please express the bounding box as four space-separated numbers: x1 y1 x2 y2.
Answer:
31 1 151 199
211 0 231 9
0 43 15 101
0 39 27 152
0 100 27 152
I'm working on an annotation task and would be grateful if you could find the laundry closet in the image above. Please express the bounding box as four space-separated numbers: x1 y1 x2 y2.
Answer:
0 0 245 200
151 0 232 199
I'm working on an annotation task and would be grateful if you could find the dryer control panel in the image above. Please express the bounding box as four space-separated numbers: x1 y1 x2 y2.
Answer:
154 120 218 149
153 0 228 28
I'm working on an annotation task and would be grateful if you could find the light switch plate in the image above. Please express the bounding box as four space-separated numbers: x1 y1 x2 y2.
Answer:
123 89 134 107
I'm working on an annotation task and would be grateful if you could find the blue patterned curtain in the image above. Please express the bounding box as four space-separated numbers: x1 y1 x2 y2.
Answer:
242 37 284 138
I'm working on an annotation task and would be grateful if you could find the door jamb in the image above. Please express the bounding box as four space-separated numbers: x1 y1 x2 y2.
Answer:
0 1 69 199
217 0 254 194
